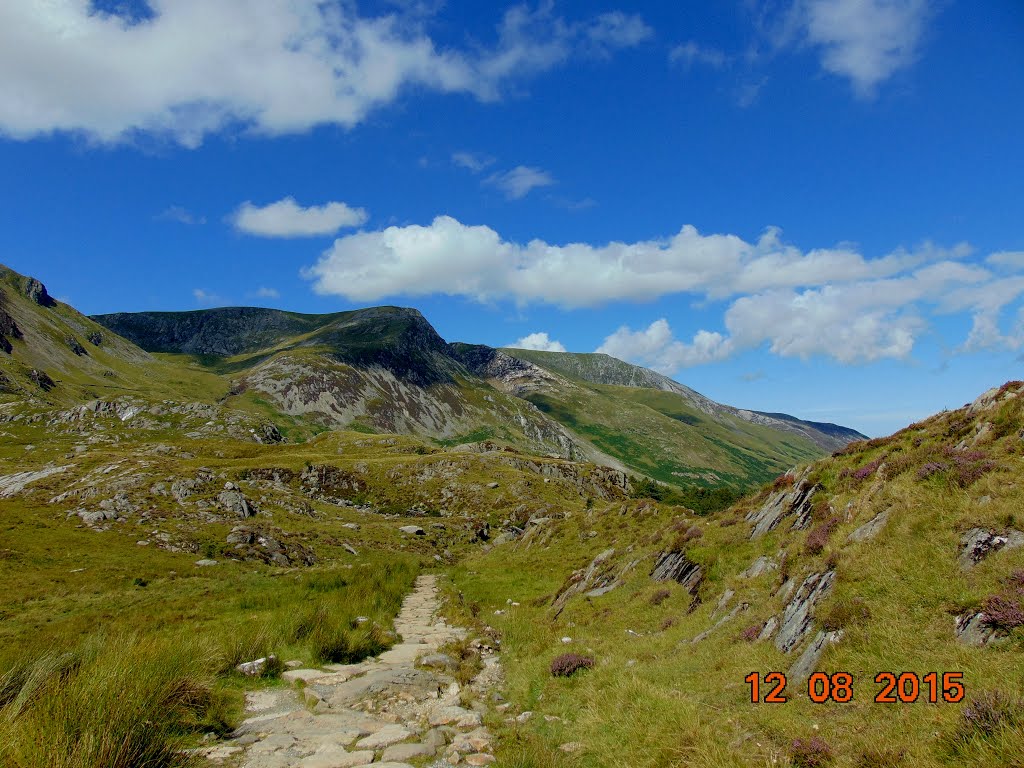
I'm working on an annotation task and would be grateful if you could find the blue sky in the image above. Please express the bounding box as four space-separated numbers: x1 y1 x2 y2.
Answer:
1 0 1022 436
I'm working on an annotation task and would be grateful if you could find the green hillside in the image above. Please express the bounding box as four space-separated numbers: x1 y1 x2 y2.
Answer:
449 380 1024 767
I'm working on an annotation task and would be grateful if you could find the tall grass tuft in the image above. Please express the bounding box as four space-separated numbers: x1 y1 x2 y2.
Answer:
0 633 228 768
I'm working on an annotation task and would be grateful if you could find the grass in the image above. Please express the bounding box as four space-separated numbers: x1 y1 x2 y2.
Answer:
446 385 1024 767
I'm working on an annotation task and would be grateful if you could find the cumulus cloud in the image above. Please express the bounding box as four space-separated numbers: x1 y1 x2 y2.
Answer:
794 0 933 96
0 2 649 145
509 332 567 353
598 320 733 372
484 166 556 200
232 197 368 237
303 214 1021 369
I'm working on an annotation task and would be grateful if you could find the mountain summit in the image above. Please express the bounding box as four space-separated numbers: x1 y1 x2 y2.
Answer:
92 295 864 490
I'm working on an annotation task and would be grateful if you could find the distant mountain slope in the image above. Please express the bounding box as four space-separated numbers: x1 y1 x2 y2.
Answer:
89 286 864 490
501 348 865 452
0 265 206 405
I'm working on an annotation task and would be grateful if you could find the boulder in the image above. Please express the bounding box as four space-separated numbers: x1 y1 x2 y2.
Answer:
354 724 414 749
219 488 255 518
400 525 426 535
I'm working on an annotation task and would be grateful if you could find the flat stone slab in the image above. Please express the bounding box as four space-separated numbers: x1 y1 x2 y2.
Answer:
381 742 438 761
283 668 331 683
354 723 414 749
297 748 375 768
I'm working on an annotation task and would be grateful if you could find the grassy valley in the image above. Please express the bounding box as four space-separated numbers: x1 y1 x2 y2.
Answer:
2 264 1020 767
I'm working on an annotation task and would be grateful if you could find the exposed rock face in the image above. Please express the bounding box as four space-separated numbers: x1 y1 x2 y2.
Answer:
959 528 1024 570
650 550 704 595
775 570 836 653
0 290 21 354
955 612 998 647
740 555 778 579
746 469 821 539
301 464 366 505
28 369 55 391
788 630 843 681
552 548 640 616
225 525 315 566
848 509 891 543
66 336 87 356
451 344 565 398
0 465 68 498
218 487 256 518
24 277 55 306
691 601 749 644
88 331 103 346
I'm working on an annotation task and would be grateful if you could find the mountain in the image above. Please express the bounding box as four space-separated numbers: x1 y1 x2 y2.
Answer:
95 302 864 490
2 259 1021 767
498 348 864 452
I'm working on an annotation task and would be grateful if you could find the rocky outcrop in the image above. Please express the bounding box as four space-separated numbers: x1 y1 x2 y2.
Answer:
0 465 68 498
29 369 55 391
219 483 256 518
24 277 55 307
775 570 836 653
746 469 821 539
788 630 843 681
650 551 704 595
552 548 640 616
0 290 21 354
847 509 891 543
66 336 87 356
959 528 1024 570
225 525 315 566
740 555 778 579
955 612 998 647
301 464 366 505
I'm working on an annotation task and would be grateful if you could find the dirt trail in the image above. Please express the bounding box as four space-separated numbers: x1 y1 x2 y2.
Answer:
198 574 501 768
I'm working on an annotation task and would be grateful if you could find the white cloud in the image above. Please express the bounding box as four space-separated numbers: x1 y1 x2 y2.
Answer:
509 332 566 353
193 288 221 305
254 287 280 299
987 251 1024 271
0 3 649 145
485 166 556 200
304 214 1022 369
795 0 933 96
669 42 729 69
156 205 204 225
584 12 653 53
452 151 495 173
597 320 733 372
232 197 368 238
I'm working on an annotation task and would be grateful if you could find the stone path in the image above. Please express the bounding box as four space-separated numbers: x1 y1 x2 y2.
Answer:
197 575 501 768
